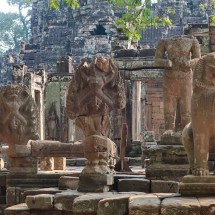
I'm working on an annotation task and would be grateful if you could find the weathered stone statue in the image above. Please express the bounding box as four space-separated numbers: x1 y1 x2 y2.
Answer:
182 53 215 176
0 84 39 173
66 56 126 191
180 53 215 195
155 36 201 142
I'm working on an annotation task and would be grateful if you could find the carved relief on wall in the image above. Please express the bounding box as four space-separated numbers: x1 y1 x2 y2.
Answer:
47 102 60 141
0 84 39 156
66 57 126 174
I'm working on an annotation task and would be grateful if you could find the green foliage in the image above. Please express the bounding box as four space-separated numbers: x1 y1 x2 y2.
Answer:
112 0 172 42
0 12 24 52
49 0 79 9
0 0 31 53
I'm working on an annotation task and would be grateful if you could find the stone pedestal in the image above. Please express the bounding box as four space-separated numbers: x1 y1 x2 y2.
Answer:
8 156 38 174
180 175 215 196
78 174 114 192
142 141 189 181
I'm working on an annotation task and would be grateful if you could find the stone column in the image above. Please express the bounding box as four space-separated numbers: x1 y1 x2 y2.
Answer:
132 81 141 141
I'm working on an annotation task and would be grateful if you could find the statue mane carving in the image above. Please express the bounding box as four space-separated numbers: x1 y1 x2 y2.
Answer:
66 57 126 119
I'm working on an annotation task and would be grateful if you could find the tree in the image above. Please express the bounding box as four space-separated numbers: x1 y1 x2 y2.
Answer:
48 0 172 47
7 0 32 42
0 12 25 54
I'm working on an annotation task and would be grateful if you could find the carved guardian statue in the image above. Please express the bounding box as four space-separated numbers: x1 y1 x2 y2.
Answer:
182 53 215 176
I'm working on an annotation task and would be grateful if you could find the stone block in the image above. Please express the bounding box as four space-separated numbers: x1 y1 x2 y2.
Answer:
198 197 215 215
54 190 81 211
146 163 189 181
54 157 66 170
4 203 30 215
151 180 179 193
129 141 142 157
0 159 4 170
142 144 188 164
161 197 200 215
73 193 115 214
40 157 54 171
78 174 113 192
14 144 31 157
8 156 38 174
31 210 63 215
129 194 160 215
58 176 79 190
6 187 17 207
97 194 133 215
26 194 54 209
118 178 150 192
128 157 142 166
180 175 215 196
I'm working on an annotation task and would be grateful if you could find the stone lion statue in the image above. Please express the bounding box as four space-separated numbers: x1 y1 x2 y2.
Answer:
182 53 215 176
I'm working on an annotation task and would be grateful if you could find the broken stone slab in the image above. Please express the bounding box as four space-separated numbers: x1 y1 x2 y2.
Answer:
141 131 156 142
26 194 54 209
161 197 200 215
151 180 179 193
58 176 79 190
180 175 215 196
78 174 114 192
129 194 160 215
198 197 215 215
54 190 82 211
73 193 116 214
118 178 150 192
97 194 135 215
4 203 30 215
142 144 188 164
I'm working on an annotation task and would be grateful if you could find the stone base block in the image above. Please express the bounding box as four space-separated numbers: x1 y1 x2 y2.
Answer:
142 144 188 164
146 163 189 182
160 131 182 145
54 157 66 171
40 157 54 171
26 194 54 209
78 173 114 192
8 156 37 174
180 175 215 196
58 176 79 190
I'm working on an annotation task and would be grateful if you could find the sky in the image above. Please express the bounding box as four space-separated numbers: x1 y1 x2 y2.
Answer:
0 0 18 13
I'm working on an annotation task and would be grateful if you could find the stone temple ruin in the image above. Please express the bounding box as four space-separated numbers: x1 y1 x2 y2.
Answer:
0 0 215 214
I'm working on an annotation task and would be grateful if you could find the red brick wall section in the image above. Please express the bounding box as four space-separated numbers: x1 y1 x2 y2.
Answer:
144 80 164 140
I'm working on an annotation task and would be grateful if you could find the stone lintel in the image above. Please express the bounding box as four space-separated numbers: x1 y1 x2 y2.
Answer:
30 140 84 158
78 174 114 192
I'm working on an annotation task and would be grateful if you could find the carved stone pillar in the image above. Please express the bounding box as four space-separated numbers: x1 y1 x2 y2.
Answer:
132 81 141 141
66 57 125 192
0 84 39 174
